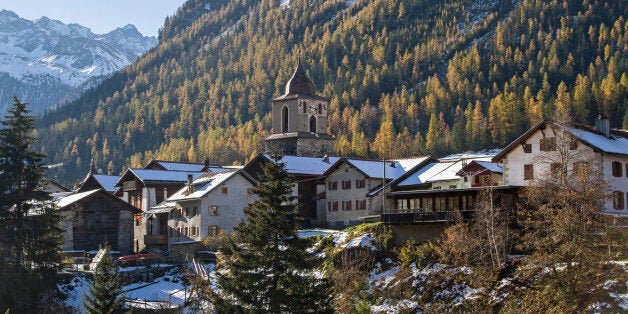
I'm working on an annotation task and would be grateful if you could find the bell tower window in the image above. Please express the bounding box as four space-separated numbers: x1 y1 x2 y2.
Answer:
318 103 323 114
309 115 317 133
282 105 289 133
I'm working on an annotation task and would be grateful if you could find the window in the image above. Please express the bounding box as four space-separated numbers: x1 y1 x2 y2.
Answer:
192 207 197 216
327 202 332 212
523 143 532 153
208 225 220 236
612 191 624 210
448 185 457 189
342 180 352 189
332 201 339 211
177 227 182 237
185 207 190 218
626 164 628 177
309 115 317 133
573 161 590 177
134 214 142 226
356 179 365 189
524 164 534 180
550 163 563 176
178 208 183 218
356 200 367 210
184 227 189 236
191 226 198 236
328 181 338 190
221 186 228 194
318 103 323 114
342 201 352 211
463 176 468 182
282 105 289 133
210 205 218 216
612 161 622 177
302 101 307 113
397 199 408 210
540 137 557 151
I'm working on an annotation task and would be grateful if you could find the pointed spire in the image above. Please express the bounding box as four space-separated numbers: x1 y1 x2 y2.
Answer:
284 57 315 96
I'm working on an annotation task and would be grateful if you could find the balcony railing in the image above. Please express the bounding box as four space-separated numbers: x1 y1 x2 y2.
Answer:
144 234 168 246
381 210 476 224
123 180 137 191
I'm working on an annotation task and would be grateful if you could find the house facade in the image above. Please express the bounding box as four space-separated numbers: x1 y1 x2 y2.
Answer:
321 157 430 227
150 170 256 261
56 189 139 255
493 117 628 215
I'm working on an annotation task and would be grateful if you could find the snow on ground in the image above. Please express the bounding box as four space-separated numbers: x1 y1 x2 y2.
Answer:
371 299 420 314
58 275 91 310
125 275 188 309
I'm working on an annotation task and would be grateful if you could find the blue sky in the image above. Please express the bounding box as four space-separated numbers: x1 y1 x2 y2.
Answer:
0 0 189 37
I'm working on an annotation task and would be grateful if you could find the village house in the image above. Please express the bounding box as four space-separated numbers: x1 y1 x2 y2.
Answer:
56 189 139 255
150 169 256 261
492 116 628 215
76 167 120 194
242 153 340 227
116 167 208 253
319 157 430 227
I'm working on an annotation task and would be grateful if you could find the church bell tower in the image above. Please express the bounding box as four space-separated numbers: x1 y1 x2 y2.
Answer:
265 59 334 157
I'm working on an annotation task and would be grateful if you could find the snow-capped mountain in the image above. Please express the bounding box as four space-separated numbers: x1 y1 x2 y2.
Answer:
0 10 158 114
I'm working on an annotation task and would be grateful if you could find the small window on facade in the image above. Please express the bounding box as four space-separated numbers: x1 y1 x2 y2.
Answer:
328 181 338 190
612 191 624 210
356 200 367 210
210 205 218 216
524 164 534 180
463 176 468 182
221 186 228 194
193 207 197 216
573 161 591 177
342 180 352 189
184 227 189 236
327 202 332 212
333 201 339 211
302 101 307 113
318 103 323 114
209 225 220 236
177 227 182 237
342 201 352 211
185 207 190 218
178 208 183 218
355 179 365 189
134 214 142 226
523 143 532 153
612 161 623 177
540 137 557 151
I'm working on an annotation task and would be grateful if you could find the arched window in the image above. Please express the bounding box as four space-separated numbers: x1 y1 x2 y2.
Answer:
318 103 323 114
309 115 317 133
282 105 289 132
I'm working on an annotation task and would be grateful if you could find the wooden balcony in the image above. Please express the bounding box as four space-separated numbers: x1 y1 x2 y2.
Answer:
144 234 168 246
123 180 137 191
381 210 476 224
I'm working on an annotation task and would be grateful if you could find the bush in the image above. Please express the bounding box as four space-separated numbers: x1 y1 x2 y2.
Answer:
397 240 442 268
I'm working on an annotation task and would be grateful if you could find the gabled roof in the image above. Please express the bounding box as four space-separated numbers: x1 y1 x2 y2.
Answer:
166 170 248 201
456 160 503 177
260 154 341 176
56 189 140 213
144 159 208 172
46 180 72 192
91 174 120 192
115 169 205 187
322 157 430 180
493 120 628 162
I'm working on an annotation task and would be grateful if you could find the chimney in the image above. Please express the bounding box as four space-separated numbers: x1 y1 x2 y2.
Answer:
322 155 329 163
187 174 194 193
204 158 210 168
390 161 396 168
595 114 610 137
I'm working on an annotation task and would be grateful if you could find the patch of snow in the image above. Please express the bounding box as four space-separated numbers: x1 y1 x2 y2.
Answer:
343 234 377 250
80 65 98 74
298 228 339 238
371 299 419 313
280 0 291 8
205 3 211 11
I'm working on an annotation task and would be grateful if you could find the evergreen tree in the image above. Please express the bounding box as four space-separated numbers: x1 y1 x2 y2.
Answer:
83 245 126 314
215 156 332 312
0 97 62 312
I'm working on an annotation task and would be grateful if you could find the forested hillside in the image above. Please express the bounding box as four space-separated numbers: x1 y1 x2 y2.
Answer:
35 0 627 185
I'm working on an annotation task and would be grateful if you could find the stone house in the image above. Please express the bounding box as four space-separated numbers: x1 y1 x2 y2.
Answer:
320 157 430 227
492 117 628 214
150 170 257 261
56 189 139 255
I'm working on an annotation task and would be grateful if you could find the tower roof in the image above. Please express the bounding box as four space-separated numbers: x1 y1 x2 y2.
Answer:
274 59 328 101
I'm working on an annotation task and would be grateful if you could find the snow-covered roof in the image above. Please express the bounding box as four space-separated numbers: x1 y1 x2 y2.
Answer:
124 169 205 184
263 154 341 175
344 157 430 179
151 161 206 172
56 189 100 208
166 170 240 201
397 154 495 186
564 125 628 156
473 161 503 173
92 174 120 192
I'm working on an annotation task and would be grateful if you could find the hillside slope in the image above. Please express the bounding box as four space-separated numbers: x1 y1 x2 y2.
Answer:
35 0 626 185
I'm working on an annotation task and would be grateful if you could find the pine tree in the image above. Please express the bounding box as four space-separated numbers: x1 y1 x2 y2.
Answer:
83 245 126 314
0 97 62 312
215 156 332 312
